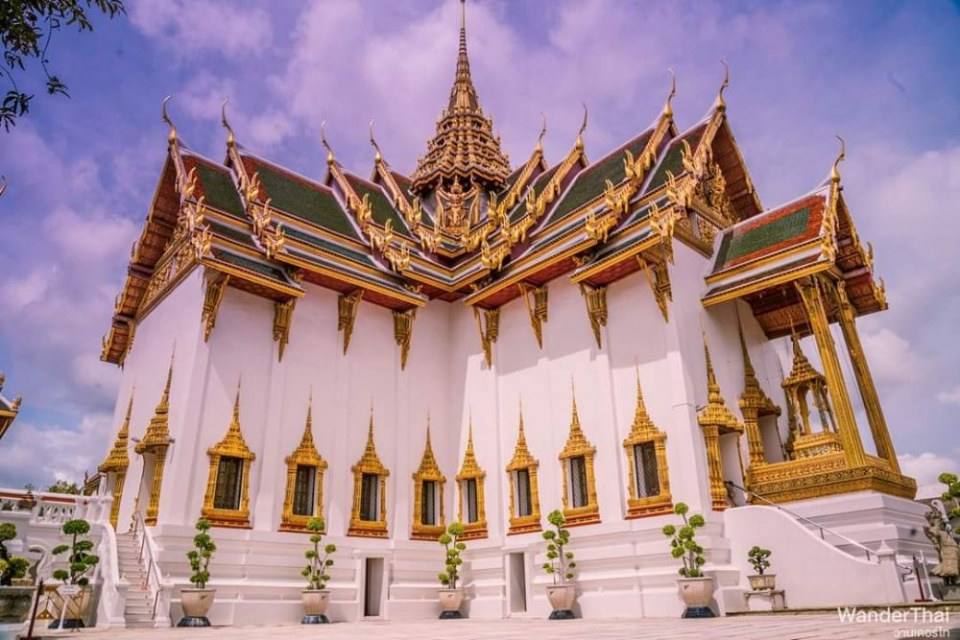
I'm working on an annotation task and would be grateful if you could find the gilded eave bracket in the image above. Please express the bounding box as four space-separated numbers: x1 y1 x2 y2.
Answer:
579 283 608 349
393 308 417 370
201 271 230 342
337 290 364 355
636 255 672 322
273 298 297 361
473 306 500 368
518 282 548 348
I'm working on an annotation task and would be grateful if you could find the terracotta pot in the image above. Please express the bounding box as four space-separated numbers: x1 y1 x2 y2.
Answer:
748 573 776 591
438 588 464 619
545 583 576 619
49 584 92 629
677 577 715 618
0 586 35 624
180 588 215 623
301 589 331 623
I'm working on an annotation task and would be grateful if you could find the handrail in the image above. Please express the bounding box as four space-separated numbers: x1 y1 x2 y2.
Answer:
725 480 905 568
131 510 165 620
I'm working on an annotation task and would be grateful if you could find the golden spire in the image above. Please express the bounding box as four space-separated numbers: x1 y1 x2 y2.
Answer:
569 379 584 438
713 60 730 111
662 68 677 118
99 392 133 472
161 95 177 144
698 335 742 430
410 0 511 194
221 98 237 147
831 134 845 183
737 317 758 389
507 401 536 469
576 103 588 151
354 404 388 474
320 120 335 165
298 392 317 452
630 368 655 434
369 120 383 164
415 415 443 477
136 354 174 452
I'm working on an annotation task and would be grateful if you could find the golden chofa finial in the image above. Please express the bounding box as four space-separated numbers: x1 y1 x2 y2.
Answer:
536 113 547 152
576 103 588 151
221 98 236 147
713 59 730 111
662 68 677 118
320 120 335 165
369 120 383 163
831 134 846 183
161 95 177 144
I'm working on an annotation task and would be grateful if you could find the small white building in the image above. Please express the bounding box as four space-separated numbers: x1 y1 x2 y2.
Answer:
87 4 928 626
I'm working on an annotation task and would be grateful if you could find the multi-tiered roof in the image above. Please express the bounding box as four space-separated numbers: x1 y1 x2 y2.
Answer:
101 2 885 367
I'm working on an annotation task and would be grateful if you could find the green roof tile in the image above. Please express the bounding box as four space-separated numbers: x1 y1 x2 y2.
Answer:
714 206 812 272
212 248 293 285
346 174 413 239
282 225 376 267
544 130 653 226
256 164 360 241
509 164 560 223
196 164 245 218
645 124 706 194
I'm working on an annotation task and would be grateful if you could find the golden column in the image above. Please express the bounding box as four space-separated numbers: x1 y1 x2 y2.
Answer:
830 280 900 472
795 277 866 468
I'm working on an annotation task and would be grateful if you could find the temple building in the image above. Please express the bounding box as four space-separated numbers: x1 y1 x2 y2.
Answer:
96 2 925 624
0 373 21 441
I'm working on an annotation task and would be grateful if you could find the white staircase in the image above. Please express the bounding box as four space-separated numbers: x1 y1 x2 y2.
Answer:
116 532 156 628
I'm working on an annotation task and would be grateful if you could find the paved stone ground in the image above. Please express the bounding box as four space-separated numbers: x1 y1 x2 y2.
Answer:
37 615 958 640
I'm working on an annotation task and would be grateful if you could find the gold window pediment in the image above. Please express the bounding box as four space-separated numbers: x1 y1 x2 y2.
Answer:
456 418 487 539
506 408 541 534
280 400 328 532
202 386 256 528
348 412 390 538
558 389 600 526
622 373 672 518
411 422 446 540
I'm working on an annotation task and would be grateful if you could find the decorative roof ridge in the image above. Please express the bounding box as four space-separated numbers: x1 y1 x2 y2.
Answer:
239 150 337 194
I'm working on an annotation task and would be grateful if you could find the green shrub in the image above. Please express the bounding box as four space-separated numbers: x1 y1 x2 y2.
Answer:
0 524 30 586
747 546 771 575
51 519 99 586
939 473 960 519
186 518 216 589
541 510 576 585
662 502 706 578
302 518 336 590
437 522 466 590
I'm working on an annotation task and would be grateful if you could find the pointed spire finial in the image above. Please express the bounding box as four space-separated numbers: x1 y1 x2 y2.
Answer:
576 103 588 150
736 311 756 380
714 60 730 111
160 350 174 406
320 120 335 165
703 333 722 403
369 120 383 163
161 95 177 144
831 134 846 183
233 378 242 422
662 68 677 118
536 112 547 152
221 98 236 147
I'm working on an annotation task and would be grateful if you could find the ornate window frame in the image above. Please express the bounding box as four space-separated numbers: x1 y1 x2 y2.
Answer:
348 412 390 538
202 387 256 528
623 373 672 518
558 390 600 526
506 408 541 534
280 400 327 532
456 419 487 540
411 423 446 540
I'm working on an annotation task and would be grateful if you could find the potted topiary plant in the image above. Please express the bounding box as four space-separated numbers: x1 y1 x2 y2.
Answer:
662 502 713 618
747 546 775 591
938 473 960 531
300 517 336 624
0 523 34 634
50 519 99 629
541 509 577 620
437 522 467 619
179 518 216 627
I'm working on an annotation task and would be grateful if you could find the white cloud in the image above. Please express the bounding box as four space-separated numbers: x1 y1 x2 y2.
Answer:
899 451 958 500
129 0 272 56
938 386 960 406
859 327 925 385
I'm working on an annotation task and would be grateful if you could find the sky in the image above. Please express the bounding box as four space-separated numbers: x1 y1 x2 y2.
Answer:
0 0 957 493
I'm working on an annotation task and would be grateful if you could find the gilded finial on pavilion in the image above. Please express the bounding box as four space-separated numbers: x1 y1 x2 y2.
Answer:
369 120 383 163
159 351 174 408
576 103 588 150
736 314 756 383
232 379 242 423
221 98 236 147
831 134 845 183
320 120 335 165
703 333 722 404
662 68 677 118
536 113 547 152
633 367 652 423
161 95 177 144
714 60 730 111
